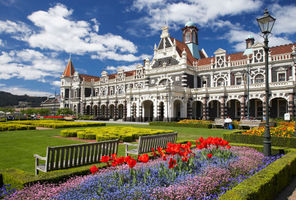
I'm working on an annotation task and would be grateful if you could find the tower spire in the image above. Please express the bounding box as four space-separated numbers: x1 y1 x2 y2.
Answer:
62 56 75 77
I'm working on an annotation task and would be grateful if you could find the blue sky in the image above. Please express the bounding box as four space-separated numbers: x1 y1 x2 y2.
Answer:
0 0 295 96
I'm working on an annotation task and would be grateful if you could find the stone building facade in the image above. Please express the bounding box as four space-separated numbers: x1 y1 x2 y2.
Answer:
60 22 296 121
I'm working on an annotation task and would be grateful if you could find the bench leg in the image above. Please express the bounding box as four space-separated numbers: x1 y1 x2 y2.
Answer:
125 145 128 157
35 158 39 176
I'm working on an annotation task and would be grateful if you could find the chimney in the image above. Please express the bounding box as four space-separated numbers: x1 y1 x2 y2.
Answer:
246 35 255 49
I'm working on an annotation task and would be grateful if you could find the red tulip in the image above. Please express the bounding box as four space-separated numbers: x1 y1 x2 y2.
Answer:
168 158 177 169
127 158 137 168
207 153 212 159
138 154 149 163
226 145 231 149
90 165 98 174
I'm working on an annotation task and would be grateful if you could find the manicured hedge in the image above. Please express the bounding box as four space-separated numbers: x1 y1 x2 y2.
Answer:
220 148 296 200
6 120 106 129
149 121 212 128
223 132 296 148
0 124 35 132
61 126 174 142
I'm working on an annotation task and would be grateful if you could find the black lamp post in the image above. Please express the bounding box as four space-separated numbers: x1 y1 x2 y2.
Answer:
291 46 296 135
257 9 276 156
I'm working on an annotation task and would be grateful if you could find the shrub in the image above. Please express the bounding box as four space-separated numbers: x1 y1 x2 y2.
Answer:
61 126 173 142
223 132 296 148
150 120 213 128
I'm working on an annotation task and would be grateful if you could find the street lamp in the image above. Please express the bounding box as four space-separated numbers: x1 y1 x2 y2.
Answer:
257 8 276 156
291 46 296 136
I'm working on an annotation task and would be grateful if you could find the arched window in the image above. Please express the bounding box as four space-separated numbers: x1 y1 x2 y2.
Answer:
185 31 191 43
192 31 197 43
217 78 225 86
254 74 264 83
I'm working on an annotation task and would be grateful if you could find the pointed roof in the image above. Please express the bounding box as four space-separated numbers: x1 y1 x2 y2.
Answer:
173 37 199 66
62 59 75 77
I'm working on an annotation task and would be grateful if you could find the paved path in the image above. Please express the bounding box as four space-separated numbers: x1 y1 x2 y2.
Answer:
275 176 296 200
75 120 149 125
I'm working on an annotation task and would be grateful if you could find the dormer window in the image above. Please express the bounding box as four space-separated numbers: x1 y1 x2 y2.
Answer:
185 31 191 43
217 78 225 86
192 32 197 43
278 72 286 82
255 74 264 83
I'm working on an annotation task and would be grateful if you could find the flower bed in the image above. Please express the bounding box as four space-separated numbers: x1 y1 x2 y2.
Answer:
61 126 174 142
5 120 105 129
242 121 295 138
5 137 283 200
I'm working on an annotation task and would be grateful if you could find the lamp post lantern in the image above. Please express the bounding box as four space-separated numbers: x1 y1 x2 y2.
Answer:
291 46 296 136
257 8 276 157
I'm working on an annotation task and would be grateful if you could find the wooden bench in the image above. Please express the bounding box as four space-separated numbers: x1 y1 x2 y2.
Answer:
124 132 177 156
34 139 119 175
238 120 261 129
211 118 225 128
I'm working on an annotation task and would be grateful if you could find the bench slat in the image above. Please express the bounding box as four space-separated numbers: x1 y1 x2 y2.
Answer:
60 148 65 169
35 140 119 175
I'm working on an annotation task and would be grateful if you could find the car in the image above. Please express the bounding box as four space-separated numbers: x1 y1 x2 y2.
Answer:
6 115 15 121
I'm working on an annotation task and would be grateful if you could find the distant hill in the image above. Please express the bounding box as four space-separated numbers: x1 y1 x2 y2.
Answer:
0 91 47 107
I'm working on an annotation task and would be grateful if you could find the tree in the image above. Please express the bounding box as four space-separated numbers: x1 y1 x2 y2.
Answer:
57 108 73 116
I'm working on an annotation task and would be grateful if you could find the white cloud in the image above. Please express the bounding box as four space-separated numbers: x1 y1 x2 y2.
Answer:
0 39 3 46
51 80 61 87
224 28 292 52
106 63 142 73
0 86 52 96
271 4 296 35
0 49 64 80
0 20 31 40
24 4 142 61
130 0 262 32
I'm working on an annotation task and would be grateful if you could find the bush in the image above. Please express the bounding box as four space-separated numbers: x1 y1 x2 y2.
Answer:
60 130 79 137
60 126 173 142
223 132 296 148
149 121 213 128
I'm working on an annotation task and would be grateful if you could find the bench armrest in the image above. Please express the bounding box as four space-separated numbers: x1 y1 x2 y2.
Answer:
123 142 138 147
34 154 46 160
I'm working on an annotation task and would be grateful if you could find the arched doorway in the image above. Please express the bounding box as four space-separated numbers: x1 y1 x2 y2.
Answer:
142 100 153 122
270 98 288 119
226 99 241 120
101 105 106 119
248 99 263 120
158 102 164 121
86 105 91 115
173 100 182 121
109 104 115 119
93 105 98 116
192 101 203 119
118 104 124 119
208 100 221 120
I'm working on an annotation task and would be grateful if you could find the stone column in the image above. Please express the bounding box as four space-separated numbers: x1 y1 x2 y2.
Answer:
123 100 127 121
83 103 86 115
221 96 226 119
114 101 118 120
288 93 294 118
202 97 208 120
187 100 192 119
106 102 109 119
98 102 101 119
241 96 246 120
90 102 93 115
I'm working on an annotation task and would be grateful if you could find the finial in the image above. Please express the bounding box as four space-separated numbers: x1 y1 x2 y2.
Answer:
69 53 72 60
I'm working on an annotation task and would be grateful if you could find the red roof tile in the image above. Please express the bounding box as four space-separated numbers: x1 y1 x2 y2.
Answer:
270 43 295 55
79 74 100 82
172 37 199 66
125 70 136 77
62 59 75 77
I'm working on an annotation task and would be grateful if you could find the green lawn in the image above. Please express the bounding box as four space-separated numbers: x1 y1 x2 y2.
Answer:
0 123 233 175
